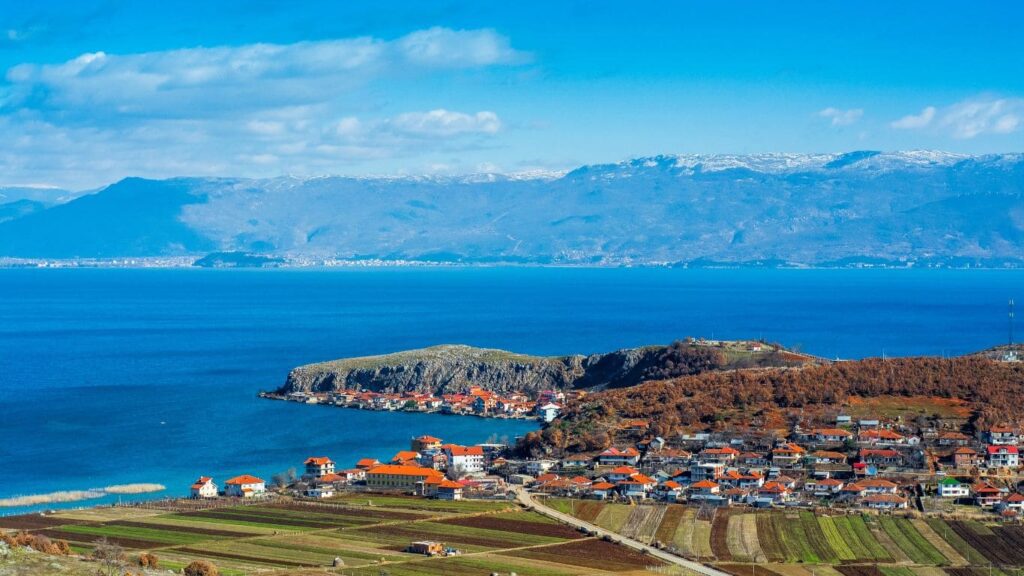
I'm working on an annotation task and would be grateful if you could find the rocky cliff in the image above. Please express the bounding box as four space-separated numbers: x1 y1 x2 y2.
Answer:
278 344 671 396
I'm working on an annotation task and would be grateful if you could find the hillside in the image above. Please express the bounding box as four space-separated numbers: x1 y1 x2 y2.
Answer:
2 151 1024 265
276 340 804 396
526 355 1024 454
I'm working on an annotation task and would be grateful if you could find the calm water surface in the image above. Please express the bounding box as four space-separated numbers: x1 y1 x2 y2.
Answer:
0 267 1019 513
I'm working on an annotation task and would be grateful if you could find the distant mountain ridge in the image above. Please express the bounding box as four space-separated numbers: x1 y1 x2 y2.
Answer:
1 151 1023 265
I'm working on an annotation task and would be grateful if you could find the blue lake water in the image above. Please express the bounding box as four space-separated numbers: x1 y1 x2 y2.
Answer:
0 267 1020 514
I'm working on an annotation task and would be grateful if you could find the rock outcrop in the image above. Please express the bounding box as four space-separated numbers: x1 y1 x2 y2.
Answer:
278 344 668 396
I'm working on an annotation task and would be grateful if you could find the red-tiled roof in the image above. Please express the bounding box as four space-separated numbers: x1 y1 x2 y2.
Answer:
305 456 333 465
225 474 264 485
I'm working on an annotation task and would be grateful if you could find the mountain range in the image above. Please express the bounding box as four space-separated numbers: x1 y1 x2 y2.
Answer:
1 150 1023 266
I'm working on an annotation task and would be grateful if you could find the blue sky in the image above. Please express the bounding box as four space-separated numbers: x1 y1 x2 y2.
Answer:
1 1 1022 189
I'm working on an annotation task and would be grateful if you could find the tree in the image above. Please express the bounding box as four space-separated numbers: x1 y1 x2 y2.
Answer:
92 537 126 576
184 559 219 576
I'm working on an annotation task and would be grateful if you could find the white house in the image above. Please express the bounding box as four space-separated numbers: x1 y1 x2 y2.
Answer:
538 403 561 423
937 477 970 498
444 445 485 475
597 447 640 466
988 427 1019 446
305 485 335 499
862 494 908 510
591 481 616 500
525 459 557 476
224 475 266 498
190 476 217 498
988 445 1019 468
304 456 335 479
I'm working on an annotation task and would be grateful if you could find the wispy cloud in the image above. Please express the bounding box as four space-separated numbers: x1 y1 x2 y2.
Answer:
818 107 863 127
890 96 1022 139
0 28 525 188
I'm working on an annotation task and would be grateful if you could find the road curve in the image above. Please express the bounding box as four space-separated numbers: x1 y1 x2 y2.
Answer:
512 487 730 576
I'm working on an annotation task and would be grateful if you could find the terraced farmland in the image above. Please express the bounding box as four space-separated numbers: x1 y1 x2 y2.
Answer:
1 496 663 575
549 498 1024 574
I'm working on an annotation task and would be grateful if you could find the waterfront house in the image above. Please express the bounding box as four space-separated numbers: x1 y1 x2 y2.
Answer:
190 476 217 499
412 435 443 452
987 445 1020 468
538 403 561 423
366 465 445 492
224 475 266 498
304 456 335 478
937 477 970 498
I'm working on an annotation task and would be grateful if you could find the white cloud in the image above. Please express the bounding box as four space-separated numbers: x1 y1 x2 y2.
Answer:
890 106 936 129
0 28 525 188
389 110 501 137
818 107 863 126
890 97 1022 139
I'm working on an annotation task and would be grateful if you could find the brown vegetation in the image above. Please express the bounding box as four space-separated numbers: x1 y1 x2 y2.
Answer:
526 356 1024 452
137 552 159 568
184 559 220 576
0 531 71 555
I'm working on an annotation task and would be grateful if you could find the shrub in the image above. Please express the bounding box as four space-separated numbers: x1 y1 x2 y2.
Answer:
184 559 219 576
138 552 159 567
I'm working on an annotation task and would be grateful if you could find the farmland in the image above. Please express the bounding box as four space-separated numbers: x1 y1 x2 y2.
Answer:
546 498 1024 575
0 496 667 575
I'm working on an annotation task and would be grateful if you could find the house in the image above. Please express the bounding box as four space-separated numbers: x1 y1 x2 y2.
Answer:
334 468 366 483
862 494 908 510
815 428 853 444
858 478 899 494
859 448 903 468
537 403 561 423
305 484 334 499
408 541 444 556
987 445 1020 468
953 447 983 468
591 481 616 500
805 478 844 496
617 475 655 499
655 480 684 502
858 429 905 445
809 450 847 465
605 466 639 482
988 426 1019 446
772 443 806 467
690 462 725 481
365 465 445 492
562 455 593 469
1002 493 1024 512
737 452 768 468
390 450 421 466
758 482 792 503
973 482 1005 507
190 477 217 499
304 457 335 478
689 479 721 500
436 479 464 500
412 435 443 452
598 447 640 466
444 445 485 475
937 431 971 447
356 458 381 470
700 447 740 463
937 477 971 498
224 475 266 498
525 459 557 476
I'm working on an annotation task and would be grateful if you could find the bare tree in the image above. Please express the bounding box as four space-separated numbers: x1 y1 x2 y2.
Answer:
92 537 126 576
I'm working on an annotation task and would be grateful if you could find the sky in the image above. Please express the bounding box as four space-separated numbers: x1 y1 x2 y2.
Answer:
1 1 1022 190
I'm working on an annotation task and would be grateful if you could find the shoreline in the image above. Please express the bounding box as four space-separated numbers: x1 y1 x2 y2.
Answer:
258 391 543 422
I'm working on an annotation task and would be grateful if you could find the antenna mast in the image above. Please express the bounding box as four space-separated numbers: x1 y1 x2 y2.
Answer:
1010 299 1015 347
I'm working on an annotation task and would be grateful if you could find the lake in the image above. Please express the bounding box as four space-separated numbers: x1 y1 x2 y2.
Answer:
0 267 1019 514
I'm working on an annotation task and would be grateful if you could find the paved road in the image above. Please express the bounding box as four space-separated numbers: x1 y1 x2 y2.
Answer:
512 487 730 576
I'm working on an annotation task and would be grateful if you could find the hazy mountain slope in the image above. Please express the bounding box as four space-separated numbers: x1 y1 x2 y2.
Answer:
1 151 1022 264
0 178 216 258
0 200 46 224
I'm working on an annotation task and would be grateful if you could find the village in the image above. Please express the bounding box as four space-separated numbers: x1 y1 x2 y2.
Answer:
186 412 1024 521
261 385 569 423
